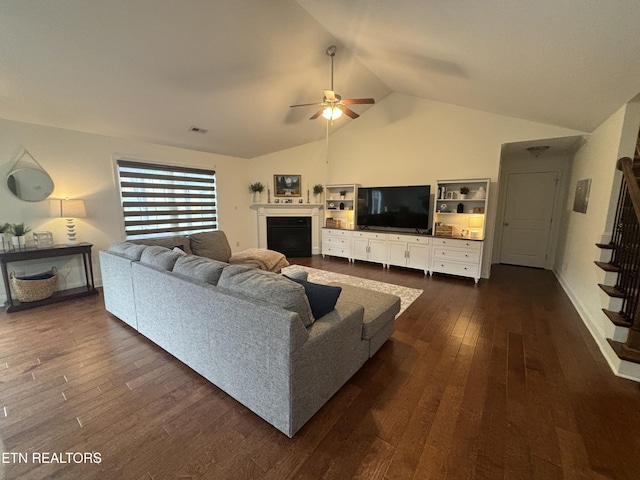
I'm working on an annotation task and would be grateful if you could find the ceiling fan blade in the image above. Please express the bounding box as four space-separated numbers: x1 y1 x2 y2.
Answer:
290 102 323 108
310 108 324 120
323 89 337 102
338 105 359 119
342 98 375 105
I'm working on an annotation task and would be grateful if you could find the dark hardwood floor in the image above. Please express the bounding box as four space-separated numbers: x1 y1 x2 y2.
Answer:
1 257 639 479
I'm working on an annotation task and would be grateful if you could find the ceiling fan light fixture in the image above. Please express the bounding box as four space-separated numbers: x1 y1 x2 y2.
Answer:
322 106 342 120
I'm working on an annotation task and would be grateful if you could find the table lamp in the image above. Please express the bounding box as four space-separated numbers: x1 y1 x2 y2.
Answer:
51 198 87 244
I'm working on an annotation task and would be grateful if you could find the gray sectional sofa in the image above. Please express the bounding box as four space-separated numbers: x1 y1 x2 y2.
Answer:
99 232 400 437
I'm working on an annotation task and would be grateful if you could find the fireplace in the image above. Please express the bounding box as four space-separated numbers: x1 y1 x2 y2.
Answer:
267 217 312 257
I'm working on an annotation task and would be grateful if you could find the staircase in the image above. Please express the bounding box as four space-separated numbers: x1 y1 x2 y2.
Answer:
596 137 640 363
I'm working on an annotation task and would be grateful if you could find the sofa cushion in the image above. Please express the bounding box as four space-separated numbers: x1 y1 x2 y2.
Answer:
173 255 227 285
330 282 400 340
283 270 308 282
108 241 147 261
130 235 192 255
287 277 342 320
139 246 181 271
218 265 314 327
190 231 232 262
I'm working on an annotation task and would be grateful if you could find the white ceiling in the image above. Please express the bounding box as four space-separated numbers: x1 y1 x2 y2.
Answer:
1 0 639 159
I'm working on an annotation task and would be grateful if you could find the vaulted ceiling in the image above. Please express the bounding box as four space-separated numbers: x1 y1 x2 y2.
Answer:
1 1 639 158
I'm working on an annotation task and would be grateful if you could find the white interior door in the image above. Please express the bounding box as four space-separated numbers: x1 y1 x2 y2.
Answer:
500 171 558 267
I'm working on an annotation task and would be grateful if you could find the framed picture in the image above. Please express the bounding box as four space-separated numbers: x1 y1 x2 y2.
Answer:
274 175 301 197
445 191 455 200
573 178 591 214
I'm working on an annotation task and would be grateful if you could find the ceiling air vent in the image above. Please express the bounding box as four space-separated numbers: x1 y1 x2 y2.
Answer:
189 126 208 134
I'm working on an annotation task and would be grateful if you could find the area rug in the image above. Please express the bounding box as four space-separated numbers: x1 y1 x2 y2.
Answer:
282 265 423 317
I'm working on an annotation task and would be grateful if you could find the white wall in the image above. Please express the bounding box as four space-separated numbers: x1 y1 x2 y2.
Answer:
0 118 251 301
555 100 640 380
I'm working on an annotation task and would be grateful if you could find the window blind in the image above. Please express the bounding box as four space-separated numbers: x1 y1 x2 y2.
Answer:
116 159 217 239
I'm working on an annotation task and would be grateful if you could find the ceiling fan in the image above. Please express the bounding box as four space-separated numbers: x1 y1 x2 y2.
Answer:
290 45 375 121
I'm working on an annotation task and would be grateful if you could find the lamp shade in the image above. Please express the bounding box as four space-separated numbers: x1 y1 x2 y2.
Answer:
468 215 483 228
51 198 87 218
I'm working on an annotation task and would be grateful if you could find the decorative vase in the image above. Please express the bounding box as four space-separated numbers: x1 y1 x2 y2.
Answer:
12 236 25 249
475 187 486 199
460 193 467 199
252 191 262 203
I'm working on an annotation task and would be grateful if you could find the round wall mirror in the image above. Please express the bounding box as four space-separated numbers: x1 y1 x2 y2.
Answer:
7 167 55 202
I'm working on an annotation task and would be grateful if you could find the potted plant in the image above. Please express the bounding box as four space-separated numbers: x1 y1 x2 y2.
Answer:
9 223 31 249
339 190 347 200
313 184 324 202
459 186 470 199
248 182 265 203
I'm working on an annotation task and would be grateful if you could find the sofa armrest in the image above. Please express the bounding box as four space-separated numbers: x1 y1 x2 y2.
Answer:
288 300 367 435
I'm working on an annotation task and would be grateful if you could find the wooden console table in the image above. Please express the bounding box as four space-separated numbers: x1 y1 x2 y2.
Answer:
1 242 98 313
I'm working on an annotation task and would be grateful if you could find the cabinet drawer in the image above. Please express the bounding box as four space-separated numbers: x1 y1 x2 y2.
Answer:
388 234 430 245
323 228 351 238
433 247 480 262
323 246 350 257
323 235 349 247
353 231 388 241
432 238 482 250
431 260 478 277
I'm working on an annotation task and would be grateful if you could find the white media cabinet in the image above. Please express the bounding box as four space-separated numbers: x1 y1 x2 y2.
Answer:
322 228 483 282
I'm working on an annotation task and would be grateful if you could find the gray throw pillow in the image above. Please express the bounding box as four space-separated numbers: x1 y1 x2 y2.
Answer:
108 241 146 261
139 246 181 271
218 265 315 327
173 255 227 285
189 231 232 262
130 235 192 255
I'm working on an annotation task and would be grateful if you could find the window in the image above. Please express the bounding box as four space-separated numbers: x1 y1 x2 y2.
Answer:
116 159 217 239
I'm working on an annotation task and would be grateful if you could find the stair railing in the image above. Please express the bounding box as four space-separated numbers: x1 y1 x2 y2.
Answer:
615 156 640 354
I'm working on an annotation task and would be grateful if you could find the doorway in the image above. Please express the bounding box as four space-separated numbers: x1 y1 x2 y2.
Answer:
499 171 558 267
495 138 580 270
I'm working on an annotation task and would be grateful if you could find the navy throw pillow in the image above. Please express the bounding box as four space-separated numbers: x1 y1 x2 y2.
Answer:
287 277 342 320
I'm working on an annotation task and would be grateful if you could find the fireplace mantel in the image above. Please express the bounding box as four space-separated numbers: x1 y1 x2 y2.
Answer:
250 203 323 255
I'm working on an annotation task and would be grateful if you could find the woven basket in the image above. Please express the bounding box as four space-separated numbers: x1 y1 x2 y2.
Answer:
10 268 58 302
435 225 455 236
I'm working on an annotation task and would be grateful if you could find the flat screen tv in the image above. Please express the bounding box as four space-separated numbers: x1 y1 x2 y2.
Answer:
357 185 431 230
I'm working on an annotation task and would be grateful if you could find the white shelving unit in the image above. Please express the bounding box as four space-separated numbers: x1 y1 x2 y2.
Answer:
431 178 489 282
324 184 359 230
433 178 489 240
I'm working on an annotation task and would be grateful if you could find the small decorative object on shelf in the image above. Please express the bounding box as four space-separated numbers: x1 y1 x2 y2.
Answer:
339 190 347 199
313 184 324 203
249 182 265 203
435 224 455 236
459 186 470 199
33 231 54 248
0 222 10 251
9 223 31 250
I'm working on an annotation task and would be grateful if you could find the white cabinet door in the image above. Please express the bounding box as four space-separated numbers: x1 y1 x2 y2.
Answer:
388 241 408 267
369 239 388 264
407 243 430 271
352 237 369 261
